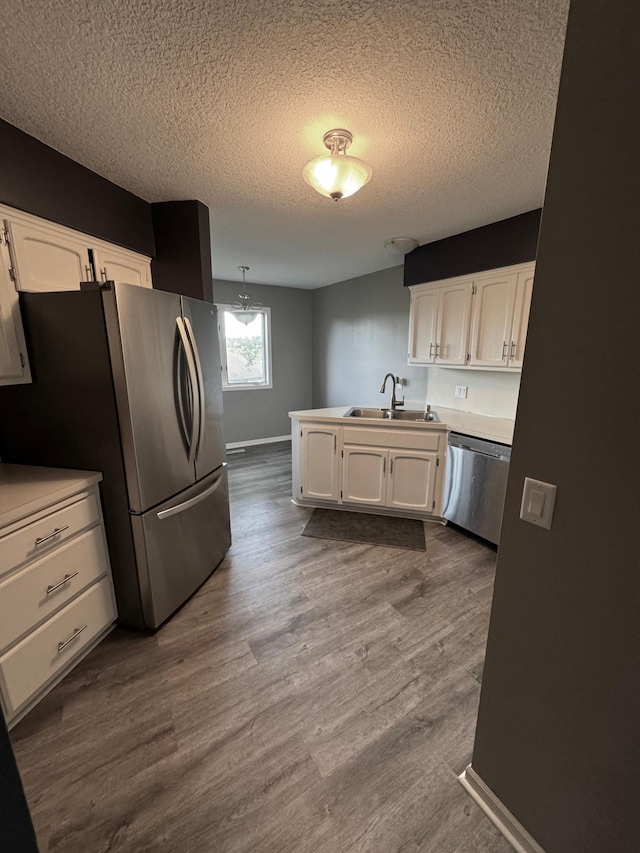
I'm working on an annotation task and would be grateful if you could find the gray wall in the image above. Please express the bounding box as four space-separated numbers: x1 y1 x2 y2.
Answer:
213 279 313 444
471 1 640 851
311 265 429 409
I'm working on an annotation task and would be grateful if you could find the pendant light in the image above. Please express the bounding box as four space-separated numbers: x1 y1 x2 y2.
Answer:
231 266 262 325
302 129 372 201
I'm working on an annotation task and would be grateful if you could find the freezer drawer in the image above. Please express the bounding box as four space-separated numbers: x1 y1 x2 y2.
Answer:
131 466 231 628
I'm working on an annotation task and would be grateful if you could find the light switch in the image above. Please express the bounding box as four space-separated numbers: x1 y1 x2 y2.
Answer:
520 477 557 530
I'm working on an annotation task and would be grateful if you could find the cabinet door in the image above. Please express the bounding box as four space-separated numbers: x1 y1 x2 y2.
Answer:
0 240 31 384
6 219 92 292
509 267 535 368
342 446 387 506
93 246 152 288
300 426 340 501
387 450 437 512
408 287 439 363
468 273 518 367
435 281 473 365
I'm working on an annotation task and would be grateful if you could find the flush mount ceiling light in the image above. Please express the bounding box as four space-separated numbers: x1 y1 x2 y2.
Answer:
302 128 373 201
231 266 262 324
384 237 419 256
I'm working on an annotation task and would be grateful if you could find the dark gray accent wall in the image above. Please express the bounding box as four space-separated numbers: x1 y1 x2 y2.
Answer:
151 200 213 302
312 265 429 409
0 119 155 256
470 1 640 851
404 209 541 287
214 280 313 443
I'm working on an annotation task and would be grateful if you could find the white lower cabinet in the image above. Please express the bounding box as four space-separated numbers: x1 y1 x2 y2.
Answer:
0 468 117 727
342 447 387 506
294 419 445 519
387 450 438 511
0 578 115 716
343 445 438 512
300 425 340 501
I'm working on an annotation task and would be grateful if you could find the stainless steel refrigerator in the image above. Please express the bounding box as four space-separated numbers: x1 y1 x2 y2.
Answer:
0 282 231 629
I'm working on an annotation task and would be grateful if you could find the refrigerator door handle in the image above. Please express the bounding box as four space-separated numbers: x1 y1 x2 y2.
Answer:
183 315 206 461
156 464 228 520
176 317 200 467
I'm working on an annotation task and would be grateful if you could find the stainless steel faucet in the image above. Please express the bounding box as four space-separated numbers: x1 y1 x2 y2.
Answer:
379 372 404 410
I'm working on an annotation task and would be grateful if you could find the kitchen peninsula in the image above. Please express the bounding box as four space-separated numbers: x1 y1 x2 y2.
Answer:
290 406 514 521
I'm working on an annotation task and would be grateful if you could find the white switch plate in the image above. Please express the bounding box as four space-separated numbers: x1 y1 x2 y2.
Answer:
455 385 468 399
520 477 557 530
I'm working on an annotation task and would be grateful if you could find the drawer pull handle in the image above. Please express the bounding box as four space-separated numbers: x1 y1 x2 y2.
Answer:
46 571 79 595
57 624 88 652
35 525 69 546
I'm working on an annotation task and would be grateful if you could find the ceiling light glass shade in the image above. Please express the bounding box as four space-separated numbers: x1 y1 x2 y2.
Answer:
302 128 372 201
231 266 262 323
384 237 419 256
302 154 372 200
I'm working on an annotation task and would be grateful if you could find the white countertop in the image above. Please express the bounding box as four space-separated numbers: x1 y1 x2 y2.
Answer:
289 406 514 445
0 464 103 529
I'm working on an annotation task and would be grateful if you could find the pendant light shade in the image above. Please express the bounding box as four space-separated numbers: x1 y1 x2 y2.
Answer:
302 129 372 201
231 266 262 324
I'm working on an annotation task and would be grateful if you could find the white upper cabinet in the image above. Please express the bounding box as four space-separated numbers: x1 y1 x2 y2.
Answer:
469 264 535 368
408 287 439 363
509 267 535 368
6 218 92 292
0 237 30 384
0 203 153 385
408 262 535 370
92 244 152 288
469 271 519 367
436 280 473 365
408 279 473 366
0 205 152 293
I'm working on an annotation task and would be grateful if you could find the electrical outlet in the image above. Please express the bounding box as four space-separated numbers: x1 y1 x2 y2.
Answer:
455 385 468 399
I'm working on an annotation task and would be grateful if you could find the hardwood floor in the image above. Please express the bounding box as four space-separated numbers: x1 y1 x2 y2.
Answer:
10 441 511 852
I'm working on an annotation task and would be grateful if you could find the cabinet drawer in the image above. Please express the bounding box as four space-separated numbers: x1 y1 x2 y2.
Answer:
0 578 116 715
343 427 441 452
0 527 109 651
0 492 101 577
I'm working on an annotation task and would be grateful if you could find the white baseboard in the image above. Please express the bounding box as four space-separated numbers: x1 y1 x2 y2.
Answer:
458 766 545 853
226 434 292 450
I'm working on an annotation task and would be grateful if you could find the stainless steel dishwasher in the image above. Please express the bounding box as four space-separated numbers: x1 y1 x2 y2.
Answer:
443 432 512 545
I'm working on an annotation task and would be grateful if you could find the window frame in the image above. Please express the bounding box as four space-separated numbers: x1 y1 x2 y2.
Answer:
216 304 273 391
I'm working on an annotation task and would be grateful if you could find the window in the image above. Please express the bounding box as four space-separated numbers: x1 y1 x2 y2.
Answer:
216 305 272 390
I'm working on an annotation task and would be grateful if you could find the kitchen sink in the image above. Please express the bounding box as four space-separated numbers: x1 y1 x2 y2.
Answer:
344 407 440 423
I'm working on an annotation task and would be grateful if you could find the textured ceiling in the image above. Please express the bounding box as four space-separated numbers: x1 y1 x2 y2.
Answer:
0 0 569 288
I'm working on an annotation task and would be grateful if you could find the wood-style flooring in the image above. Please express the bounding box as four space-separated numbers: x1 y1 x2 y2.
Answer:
11 441 511 853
